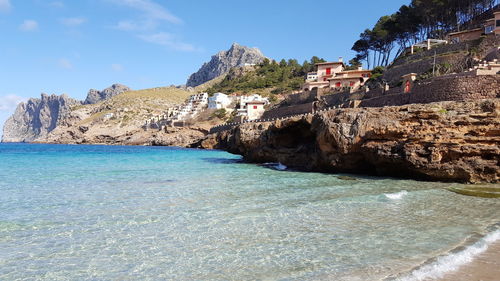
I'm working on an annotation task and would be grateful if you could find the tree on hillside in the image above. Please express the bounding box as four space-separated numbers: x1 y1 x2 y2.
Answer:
350 0 499 68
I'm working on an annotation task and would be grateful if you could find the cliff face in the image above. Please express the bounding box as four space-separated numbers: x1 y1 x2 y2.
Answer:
2 94 81 142
186 43 266 87
84 84 131 105
201 99 500 183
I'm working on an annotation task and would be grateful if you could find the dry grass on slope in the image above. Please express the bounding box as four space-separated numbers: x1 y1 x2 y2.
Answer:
78 86 193 127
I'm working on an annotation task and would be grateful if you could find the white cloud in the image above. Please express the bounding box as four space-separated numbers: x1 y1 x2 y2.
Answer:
19 20 39 32
138 32 197 52
111 63 124 72
60 17 87 26
58 58 73 69
108 0 198 52
109 0 182 25
0 95 26 111
49 1 64 8
0 0 11 13
115 20 151 31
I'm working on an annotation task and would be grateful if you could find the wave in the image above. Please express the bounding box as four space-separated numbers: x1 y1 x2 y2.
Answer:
384 190 408 200
262 162 287 171
393 228 500 281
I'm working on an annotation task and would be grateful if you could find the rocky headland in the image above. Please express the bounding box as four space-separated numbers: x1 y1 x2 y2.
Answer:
200 99 500 183
2 93 80 142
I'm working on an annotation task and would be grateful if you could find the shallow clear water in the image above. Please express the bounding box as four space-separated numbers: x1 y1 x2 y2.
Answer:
0 143 499 281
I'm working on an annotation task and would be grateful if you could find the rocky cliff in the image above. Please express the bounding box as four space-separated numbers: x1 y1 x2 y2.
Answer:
186 43 266 87
2 94 81 142
200 99 500 183
84 84 131 104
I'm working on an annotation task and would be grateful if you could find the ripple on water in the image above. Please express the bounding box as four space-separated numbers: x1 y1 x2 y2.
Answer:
0 144 499 280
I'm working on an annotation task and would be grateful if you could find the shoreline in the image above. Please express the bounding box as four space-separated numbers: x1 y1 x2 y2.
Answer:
437 240 500 281
393 227 500 281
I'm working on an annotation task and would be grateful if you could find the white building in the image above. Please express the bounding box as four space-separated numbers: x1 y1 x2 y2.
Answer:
208 93 232 109
245 101 266 120
306 72 318 81
239 94 269 109
236 94 268 121
164 92 209 122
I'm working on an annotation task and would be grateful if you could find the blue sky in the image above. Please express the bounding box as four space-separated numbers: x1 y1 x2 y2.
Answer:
0 0 409 133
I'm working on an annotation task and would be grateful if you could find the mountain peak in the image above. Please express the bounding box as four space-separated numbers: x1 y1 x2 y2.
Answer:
84 84 131 105
186 43 266 87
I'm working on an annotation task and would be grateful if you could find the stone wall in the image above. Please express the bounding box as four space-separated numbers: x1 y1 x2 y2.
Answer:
359 75 500 107
383 52 470 85
323 91 363 107
391 39 481 67
383 35 498 85
262 102 314 119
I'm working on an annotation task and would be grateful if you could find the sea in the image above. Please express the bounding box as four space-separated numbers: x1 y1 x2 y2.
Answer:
0 143 499 281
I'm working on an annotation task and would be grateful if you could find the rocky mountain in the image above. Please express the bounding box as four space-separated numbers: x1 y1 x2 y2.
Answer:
84 84 131 105
186 43 266 87
2 94 81 142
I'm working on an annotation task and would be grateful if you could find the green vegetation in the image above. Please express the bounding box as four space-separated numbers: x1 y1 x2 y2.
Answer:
351 0 497 68
367 66 385 83
207 57 326 96
211 108 228 120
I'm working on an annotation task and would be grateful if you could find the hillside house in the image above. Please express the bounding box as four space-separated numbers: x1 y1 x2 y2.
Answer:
303 58 372 92
208 93 232 109
328 67 372 91
245 101 266 120
239 94 269 108
164 92 208 122
447 11 500 43
235 94 269 121
302 59 345 91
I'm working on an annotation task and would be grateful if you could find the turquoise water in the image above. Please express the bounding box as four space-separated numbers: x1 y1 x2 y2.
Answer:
0 143 499 281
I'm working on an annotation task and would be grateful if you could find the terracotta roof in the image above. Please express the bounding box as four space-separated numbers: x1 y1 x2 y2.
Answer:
246 100 266 104
329 76 363 80
447 28 483 36
337 70 371 74
315 61 344 66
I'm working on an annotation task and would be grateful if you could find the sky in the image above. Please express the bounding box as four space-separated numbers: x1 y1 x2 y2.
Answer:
0 0 409 134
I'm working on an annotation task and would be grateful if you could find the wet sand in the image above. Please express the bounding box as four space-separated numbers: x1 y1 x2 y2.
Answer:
436 240 500 281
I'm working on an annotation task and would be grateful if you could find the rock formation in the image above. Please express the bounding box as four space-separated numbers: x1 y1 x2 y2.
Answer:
186 43 266 87
200 99 500 183
84 84 131 105
2 94 81 142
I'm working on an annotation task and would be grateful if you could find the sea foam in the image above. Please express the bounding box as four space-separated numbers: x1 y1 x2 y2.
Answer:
396 229 500 281
384 190 408 200
263 162 287 171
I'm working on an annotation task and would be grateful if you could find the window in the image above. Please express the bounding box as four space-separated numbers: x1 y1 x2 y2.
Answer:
335 82 341 88
350 82 355 87
326 68 331 75
486 25 494 33
497 20 500 27
253 106 258 109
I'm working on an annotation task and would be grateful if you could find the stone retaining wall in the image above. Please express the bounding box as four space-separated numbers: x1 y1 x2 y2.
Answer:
262 102 314 119
383 53 469 85
359 75 500 107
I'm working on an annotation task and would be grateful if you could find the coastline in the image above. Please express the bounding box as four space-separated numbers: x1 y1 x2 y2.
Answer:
393 227 500 281
437 240 500 281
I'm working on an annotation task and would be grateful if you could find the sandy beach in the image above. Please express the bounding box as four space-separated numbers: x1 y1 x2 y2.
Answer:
437 240 500 281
